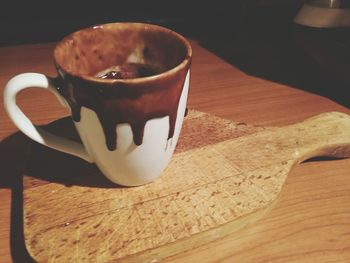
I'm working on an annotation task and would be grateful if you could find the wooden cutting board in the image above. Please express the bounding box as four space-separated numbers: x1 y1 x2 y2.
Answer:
23 110 350 262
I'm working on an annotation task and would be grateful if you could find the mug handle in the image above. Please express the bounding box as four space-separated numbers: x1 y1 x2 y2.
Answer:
4 72 93 163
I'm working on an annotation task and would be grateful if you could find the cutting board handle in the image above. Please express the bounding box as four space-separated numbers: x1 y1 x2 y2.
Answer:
280 111 350 163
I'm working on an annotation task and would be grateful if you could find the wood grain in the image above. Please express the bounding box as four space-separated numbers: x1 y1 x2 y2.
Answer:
1 41 350 263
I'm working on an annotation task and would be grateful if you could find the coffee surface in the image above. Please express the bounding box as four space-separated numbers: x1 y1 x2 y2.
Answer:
96 63 161 80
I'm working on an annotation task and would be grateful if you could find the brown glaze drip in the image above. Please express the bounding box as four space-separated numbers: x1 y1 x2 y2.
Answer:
57 63 190 151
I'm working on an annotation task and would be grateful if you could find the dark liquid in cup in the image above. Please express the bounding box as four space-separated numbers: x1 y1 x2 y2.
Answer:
96 63 161 80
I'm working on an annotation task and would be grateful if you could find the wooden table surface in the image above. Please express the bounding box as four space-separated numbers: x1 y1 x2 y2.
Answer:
0 40 349 262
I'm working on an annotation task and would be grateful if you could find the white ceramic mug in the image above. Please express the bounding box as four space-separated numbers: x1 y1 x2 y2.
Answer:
4 23 192 186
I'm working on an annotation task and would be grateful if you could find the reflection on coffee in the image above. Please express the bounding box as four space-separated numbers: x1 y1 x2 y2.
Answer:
96 63 161 80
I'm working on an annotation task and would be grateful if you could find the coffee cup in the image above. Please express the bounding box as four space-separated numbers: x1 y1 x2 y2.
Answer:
4 22 192 186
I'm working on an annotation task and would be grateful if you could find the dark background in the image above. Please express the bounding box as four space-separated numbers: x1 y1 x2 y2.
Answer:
0 1 303 46
1 0 349 108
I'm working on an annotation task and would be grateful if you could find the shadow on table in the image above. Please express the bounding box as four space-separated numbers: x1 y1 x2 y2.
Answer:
0 118 120 262
195 8 350 109
0 132 34 262
25 118 119 188
1 118 118 190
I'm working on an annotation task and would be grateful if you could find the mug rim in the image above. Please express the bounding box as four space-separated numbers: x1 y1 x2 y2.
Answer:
53 22 192 84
